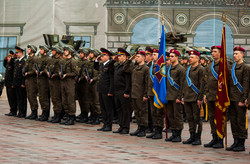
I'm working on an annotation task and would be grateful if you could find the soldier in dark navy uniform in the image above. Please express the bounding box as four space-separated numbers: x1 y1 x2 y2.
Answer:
4 50 17 116
13 46 27 118
97 48 115 132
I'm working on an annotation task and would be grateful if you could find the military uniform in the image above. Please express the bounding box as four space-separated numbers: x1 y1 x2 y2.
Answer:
85 58 101 124
146 62 164 139
13 46 27 117
183 51 205 145
46 46 62 123
227 61 249 151
124 51 149 137
24 45 39 119
165 62 185 142
113 48 131 134
97 48 115 131
76 56 90 122
60 55 78 124
36 45 51 121
4 53 17 116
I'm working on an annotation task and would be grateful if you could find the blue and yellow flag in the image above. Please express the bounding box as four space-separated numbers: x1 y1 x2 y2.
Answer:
152 25 167 109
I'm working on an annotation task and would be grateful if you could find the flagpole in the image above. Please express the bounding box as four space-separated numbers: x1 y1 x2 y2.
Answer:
221 12 227 150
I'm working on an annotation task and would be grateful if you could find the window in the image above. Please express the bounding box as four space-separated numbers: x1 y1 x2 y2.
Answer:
73 36 91 48
0 36 17 74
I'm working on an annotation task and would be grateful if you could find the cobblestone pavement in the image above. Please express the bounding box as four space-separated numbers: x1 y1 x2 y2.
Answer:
0 89 250 164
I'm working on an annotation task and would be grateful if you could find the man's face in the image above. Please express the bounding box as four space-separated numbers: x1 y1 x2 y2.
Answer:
79 52 84 59
152 52 158 62
88 52 94 59
135 54 145 64
40 48 45 55
183 59 188 64
118 55 126 63
27 48 32 55
52 50 56 56
233 51 243 63
16 52 23 59
166 59 171 66
64 49 69 56
100 54 109 63
189 55 199 65
200 58 205 64
6 56 11 62
169 53 178 64
212 48 220 61
145 54 152 63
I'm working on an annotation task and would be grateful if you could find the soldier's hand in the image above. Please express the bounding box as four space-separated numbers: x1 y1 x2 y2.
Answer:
51 74 55 78
181 98 184 104
143 97 148 102
25 72 28 77
21 85 25 88
129 54 136 61
63 74 67 79
176 99 181 103
35 70 38 75
238 102 245 107
40 72 43 76
85 76 88 82
197 100 203 108
124 94 130 98
96 55 102 61
107 93 113 96
245 99 248 107
78 78 81 82
47 72 50 77
89 79 93 84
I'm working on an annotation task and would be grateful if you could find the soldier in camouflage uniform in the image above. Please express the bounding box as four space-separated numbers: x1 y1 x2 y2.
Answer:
36 44 51 121
59 45 78 125
85 49 101 125
75 47 90 123
24 45 39 119
46 46 63 123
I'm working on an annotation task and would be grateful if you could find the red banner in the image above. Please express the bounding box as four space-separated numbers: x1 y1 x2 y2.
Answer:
214 23 230 139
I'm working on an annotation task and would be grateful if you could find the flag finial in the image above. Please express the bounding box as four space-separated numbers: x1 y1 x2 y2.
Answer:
221 11 227 22
161 14 164 25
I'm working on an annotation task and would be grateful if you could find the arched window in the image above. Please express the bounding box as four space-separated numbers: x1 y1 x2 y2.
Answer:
131 18 166 45
194 19 234 58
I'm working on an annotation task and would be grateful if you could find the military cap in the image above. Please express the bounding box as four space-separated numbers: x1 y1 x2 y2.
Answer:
15 46 24 53
39 44 50 52
169 49 180 56
93 49 101 57
152 48 159 53
100 48 113 56
9 50 14 56
207 55 213 61
200 55 209 61
136 50 146 56
78 47 90 55
27 44 37 53
233 46 245 53
51 45 62 54
109 50 117 56
181 54 189 59
58 46 64 54
117 48 130 57
64 45 75 54
211 45 221 50
188 50 200 57
145 46 153 55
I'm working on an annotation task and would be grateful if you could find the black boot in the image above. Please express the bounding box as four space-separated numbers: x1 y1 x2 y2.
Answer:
226 138 238 151
137 126 146 137
172 130 182 142
192 132 202 145
213 138 224 148
233 138 245 152
29 110 38 120
165 130 175 142
36 111 45 121
146 127 156 138
183 132 195 144
152 126 163 139
91 116 100 125
130 125 141 136
60 115 70 124
39 111 49 121
51 113 61 123
204 133 217 147
64 115 75 125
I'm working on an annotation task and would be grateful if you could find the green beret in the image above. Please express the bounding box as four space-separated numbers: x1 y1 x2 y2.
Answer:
39 44 50 52
27 44 37 53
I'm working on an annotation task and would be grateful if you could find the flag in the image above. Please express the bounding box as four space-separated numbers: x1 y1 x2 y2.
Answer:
152 24 167 108
214 22 230 139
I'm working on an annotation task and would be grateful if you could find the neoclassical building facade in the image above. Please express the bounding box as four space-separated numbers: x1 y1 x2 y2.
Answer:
105 0 250 60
